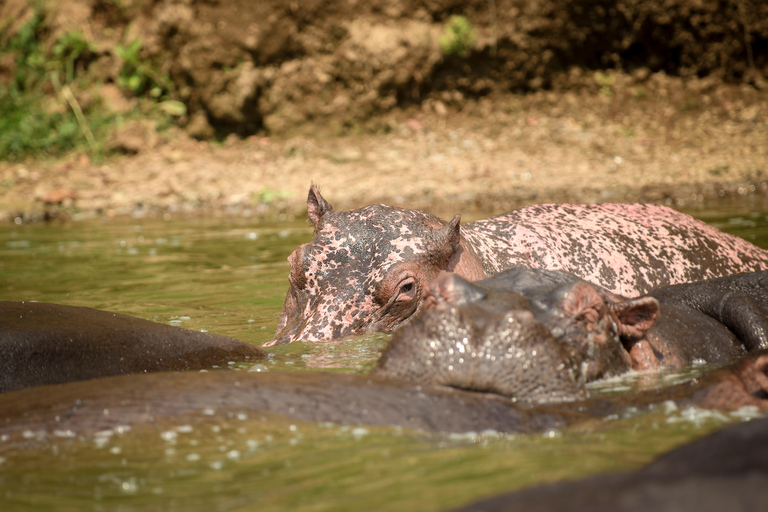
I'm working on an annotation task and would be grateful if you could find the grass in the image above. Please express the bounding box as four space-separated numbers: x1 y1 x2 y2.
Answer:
0 4 184 162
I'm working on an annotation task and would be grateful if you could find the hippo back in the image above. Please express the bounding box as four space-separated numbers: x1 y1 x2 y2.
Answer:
463 203 768 297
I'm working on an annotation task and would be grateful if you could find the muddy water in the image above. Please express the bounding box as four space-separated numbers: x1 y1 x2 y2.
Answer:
0 205 767 511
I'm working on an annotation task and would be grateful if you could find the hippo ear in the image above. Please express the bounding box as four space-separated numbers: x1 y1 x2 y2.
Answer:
307 184 334 228
609 296 660 340
429 271 486 308
442 214 462 251
561 282 605 325
428 214 461 259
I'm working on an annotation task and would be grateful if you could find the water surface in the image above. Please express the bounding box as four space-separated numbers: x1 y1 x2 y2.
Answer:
1 205 767 511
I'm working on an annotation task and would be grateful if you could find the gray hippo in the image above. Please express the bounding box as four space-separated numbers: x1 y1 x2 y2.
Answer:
0 344 766 445
0 301 266 392
374 269 768 394
450 414 768 512
271 186 768 344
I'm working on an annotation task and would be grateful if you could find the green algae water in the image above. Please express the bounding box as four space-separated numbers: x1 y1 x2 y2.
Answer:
1 205 767 511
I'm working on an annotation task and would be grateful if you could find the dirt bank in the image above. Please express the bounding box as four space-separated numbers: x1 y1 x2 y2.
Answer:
1 0 767 221
3 74 768 223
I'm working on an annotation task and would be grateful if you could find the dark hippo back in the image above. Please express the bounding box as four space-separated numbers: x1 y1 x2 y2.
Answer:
651 270 768 352
450 415 768 512
0 301 266 392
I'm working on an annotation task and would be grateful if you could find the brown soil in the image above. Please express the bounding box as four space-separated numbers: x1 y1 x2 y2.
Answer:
1 0 768 221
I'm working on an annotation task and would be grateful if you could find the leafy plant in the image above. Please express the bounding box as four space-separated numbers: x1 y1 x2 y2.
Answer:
0 8 111 160
439 15 476 58
6 8 46 92
115 38 173 98
0 6 186 161
52 30 95 84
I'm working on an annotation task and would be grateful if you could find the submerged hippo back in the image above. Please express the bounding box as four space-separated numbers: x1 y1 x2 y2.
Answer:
0 301 266 392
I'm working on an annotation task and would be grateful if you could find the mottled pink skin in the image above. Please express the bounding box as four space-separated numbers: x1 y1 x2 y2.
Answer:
464 204 768 298
271 196 768 344
268 204 453 345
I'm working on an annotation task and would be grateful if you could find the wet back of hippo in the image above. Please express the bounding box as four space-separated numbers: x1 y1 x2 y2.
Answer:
0 301 266 392
463 203 768 297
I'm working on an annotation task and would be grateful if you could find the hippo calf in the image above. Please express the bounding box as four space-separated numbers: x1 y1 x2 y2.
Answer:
271 186 768 344
374 269 768 393
0 301 266 392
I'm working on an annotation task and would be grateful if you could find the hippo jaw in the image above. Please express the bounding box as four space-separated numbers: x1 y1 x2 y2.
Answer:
269 185 483 345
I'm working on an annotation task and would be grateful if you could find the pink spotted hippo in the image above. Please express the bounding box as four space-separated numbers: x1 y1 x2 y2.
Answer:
268 186 768 345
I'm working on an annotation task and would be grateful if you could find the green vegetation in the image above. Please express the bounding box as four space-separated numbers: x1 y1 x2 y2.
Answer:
0 8 100 160
439 15 476 58
115 38 173 99
0 6 184 162
594 71 616 97
253 188 293 205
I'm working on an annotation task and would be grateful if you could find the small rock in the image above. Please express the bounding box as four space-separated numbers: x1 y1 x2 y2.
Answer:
406 119 424 131
107 120 159 155
98 84 138 115
187 111 215 140
43 189 76 205
433 100 448 117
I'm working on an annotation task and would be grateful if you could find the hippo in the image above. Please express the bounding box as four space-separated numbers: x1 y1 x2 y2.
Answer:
0 344 766 445
374 269 768 390
450 414 768 512
271 186 768 344
0 301 267 392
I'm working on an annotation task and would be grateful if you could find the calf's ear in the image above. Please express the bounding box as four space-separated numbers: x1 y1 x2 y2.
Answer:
307 184 334 228
428 271 486 308
561 282 604 325
609 296 659 339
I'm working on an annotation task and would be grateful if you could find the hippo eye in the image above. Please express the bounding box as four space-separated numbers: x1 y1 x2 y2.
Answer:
396 277 417 302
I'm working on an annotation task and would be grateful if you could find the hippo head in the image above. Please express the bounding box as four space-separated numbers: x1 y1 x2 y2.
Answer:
372 270 661 401
268 186 486 345
372 271 588 403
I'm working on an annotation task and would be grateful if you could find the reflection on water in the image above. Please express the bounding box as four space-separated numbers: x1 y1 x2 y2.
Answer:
1 204 768 511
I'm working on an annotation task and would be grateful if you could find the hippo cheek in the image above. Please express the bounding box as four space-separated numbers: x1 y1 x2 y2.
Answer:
368 298 422 334
269 286 303 346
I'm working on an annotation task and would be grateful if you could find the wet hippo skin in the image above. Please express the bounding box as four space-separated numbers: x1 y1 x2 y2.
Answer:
1 344 766 446
272 186 768 344
374 269 768 394
483 268 768 374
0 301 267 392
449 415 768 512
